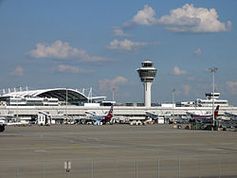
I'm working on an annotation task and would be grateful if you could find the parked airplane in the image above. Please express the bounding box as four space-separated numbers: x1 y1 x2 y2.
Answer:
145 112 159 120
224 112 237 120
187 105 220 121
145 111 176 124
84 105 113 125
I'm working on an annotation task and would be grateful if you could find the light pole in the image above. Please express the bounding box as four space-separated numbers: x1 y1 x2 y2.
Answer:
209 67 218 130
172 89 176 119
65 88 68 124
112 88 115 101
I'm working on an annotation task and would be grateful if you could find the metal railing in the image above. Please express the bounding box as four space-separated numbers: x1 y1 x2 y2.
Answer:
0 157 236 178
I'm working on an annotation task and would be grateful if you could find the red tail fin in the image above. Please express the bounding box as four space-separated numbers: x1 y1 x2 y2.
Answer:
106 105 113 117
104 105 113 123
214 105 220 119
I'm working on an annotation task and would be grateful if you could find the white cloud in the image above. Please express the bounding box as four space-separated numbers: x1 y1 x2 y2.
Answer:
113 27 128 36
99 76 128 92
107 39 157 51
172 66 186 76
183 84 191 96
55 64 81 74
11 66 24 76
158 4 231 32
116 4 231 34
194 48 202 56
226 81 237 95
132 5 158 25
114 4 158 34
55 64 94 74
30 40 108 62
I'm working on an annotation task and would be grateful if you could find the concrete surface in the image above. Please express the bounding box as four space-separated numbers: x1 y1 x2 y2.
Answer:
0 124 237 178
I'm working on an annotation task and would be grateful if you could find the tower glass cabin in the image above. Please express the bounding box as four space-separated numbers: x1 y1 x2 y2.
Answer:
137 60 157 107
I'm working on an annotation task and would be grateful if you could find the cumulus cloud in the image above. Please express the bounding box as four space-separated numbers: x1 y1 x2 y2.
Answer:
11 66 24 76
30 40 108 62
107 39 157 51
158 4 231 32
117 5 158 32
171 66 186 76
132 5 158 25
226 81 237 95
98 76 128 92
116 4 231 34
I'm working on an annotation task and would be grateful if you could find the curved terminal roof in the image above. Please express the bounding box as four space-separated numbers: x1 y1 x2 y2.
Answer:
1 88 89 105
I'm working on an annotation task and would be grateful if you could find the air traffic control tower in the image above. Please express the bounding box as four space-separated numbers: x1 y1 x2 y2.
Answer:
137 60 157 107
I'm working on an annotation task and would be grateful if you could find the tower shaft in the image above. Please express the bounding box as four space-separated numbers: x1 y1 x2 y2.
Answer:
144 82 152 107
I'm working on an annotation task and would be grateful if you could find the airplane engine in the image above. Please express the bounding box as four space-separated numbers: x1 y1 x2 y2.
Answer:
94 121 103 126
136 120 143 125
130 120 136 125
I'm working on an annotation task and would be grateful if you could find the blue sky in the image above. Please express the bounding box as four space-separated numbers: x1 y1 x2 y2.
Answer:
0 0 237 104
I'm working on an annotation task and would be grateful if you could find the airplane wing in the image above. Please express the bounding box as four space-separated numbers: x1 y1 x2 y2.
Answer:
85 111 99 117
145 112 158 119
224 112 237 120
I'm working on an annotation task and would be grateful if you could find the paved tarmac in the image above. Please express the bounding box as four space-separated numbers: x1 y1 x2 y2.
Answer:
0 124 237 178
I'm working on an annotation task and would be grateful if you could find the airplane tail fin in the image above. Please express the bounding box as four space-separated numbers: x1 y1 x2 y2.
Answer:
107 105 113 117
104 105 113 123
214 105 220 119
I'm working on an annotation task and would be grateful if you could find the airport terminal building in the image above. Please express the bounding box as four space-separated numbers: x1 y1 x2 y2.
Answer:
0 88 105 107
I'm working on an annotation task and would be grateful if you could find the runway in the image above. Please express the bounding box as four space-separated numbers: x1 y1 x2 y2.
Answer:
0 124 237 178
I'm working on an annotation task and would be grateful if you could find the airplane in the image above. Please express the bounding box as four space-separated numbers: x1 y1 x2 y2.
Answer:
145 111 164 124
145 111 159 120
122 111 170 126
84 105 114 125
187 105 220 122
145 111 179 124
224 112 237 120
186 110 212 120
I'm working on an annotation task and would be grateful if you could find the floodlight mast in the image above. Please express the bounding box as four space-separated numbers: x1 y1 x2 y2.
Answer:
137 60 157 107
209 67 218 130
